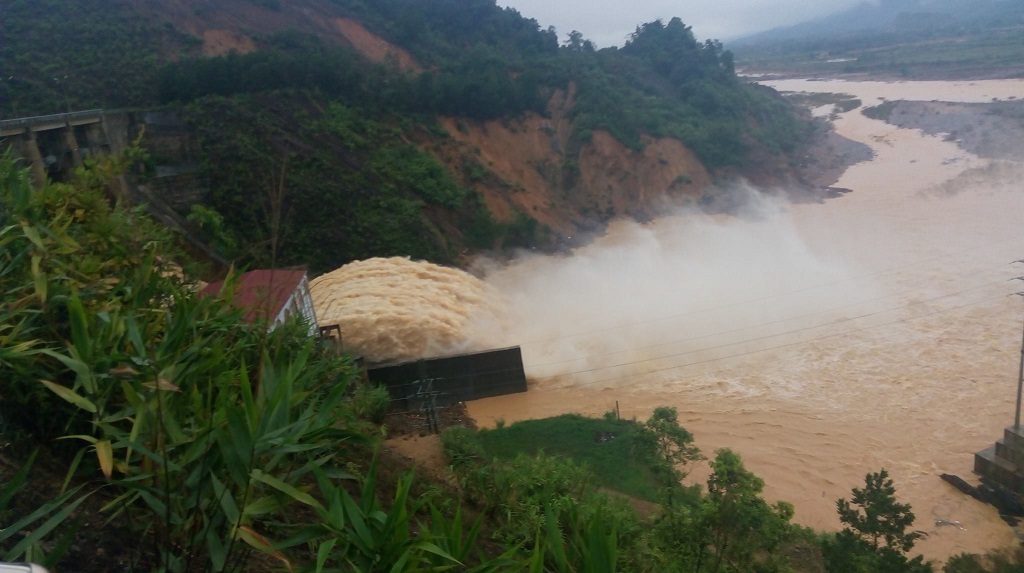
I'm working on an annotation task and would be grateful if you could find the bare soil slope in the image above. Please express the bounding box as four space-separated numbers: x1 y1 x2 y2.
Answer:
439 86 710 235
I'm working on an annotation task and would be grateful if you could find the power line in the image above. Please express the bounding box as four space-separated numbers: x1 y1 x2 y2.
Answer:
525 275 1012 375
526 264 1012 370
527 287 1015 392
514 230 1024 347
373 282 1016 400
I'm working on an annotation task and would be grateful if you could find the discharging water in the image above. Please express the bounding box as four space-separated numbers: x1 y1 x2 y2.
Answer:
314 78 1024 562
310 257 502 364
467 78 1024 562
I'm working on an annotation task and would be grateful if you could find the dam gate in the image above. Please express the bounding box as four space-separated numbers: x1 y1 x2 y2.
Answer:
367 346 527 413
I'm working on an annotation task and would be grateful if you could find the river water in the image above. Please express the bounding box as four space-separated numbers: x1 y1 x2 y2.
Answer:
465 78 1024 562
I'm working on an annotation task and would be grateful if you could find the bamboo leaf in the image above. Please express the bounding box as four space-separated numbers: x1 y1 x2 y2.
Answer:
342 491 374 550
56 434 98 444
30 254 46 303
274 527 328 551
316 538 337 573
236 525 292 572
243 496 283 518
20 222 45 251
250 469 320 509
39 350 91 385
95 439 114 479
143 377 180 392
206 524 228 572
66 293 92 365
388 551 412 573
38 380 97 413
109 364 140 377
414 541 459 564
136 490 168 517
1 485 88 552
209 473 240 525
0 450 37 511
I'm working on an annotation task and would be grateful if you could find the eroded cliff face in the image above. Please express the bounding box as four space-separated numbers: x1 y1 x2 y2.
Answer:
136 0 423 64
314 19 714 236
139 1 739 238
437 86 710 237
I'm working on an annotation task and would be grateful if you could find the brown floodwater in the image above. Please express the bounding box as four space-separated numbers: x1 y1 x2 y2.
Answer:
464 78 1024 563
310 78 1024 563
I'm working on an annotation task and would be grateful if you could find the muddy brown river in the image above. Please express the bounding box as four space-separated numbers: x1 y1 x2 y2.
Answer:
463 78 1024 562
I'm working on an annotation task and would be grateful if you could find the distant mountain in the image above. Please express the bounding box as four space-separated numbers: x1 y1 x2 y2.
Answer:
729 0 1024 78
731 0 1023 47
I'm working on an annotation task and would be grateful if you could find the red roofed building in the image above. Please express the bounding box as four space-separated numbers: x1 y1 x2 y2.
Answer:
200 269 319 335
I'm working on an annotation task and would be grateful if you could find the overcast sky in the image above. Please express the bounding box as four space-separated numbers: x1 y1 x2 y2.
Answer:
499 0 870 47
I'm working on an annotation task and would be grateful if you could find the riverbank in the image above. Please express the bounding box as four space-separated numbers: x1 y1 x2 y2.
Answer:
466 76 1024 564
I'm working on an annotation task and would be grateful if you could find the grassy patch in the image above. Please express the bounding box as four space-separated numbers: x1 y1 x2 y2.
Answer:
476 413 663 502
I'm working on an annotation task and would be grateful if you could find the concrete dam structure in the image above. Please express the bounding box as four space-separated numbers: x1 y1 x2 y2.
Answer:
0 110 125 189
0 108 226 275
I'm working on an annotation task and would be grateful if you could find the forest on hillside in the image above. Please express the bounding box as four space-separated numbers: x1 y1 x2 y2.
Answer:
1 0 810 272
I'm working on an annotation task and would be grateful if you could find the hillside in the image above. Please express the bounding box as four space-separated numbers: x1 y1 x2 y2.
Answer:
1 0 818 273
731 0 1024 79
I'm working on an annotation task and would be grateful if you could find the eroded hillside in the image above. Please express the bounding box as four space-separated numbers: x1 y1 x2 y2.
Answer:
2 0 818 271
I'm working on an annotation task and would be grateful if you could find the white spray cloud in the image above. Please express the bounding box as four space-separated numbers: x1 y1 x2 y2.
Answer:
464 185 871 392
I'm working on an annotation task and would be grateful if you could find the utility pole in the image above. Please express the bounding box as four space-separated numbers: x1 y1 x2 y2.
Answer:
1011 266 1024 429
1015 293 1024 429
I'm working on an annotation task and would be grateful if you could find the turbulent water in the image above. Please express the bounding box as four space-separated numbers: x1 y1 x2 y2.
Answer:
313 78 1024 562
469 78 1024 562
309 257 503 364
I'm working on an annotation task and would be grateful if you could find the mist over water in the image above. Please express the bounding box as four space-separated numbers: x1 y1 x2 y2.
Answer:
465 188 870 395
467 78 1024 562
312 78 1024 563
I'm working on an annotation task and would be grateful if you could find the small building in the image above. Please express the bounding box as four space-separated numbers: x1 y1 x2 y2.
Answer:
200 269 319 336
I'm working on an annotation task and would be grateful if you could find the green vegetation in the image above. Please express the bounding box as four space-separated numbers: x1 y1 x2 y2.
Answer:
0 148 370 569
0 147 998 571
1 0 816 269
471 413 666 501
441 409 950 573
823 469 932 572
0 0 197 116
945 548 1024 572
182 94 501 272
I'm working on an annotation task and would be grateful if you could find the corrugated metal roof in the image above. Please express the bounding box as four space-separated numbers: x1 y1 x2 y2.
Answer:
200 269 307 325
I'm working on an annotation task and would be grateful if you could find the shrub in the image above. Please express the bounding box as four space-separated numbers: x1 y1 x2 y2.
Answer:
440 425 487 471
352 383 392 424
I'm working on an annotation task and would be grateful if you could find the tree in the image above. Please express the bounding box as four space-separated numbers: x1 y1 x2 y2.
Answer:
824 469 933 573
633 406 703 486
837 469 922 554
702 449 794 572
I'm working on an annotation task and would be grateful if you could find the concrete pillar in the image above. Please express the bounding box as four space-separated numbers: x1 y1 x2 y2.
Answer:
62 125 83 168
22 130 47 188
85 123 107 156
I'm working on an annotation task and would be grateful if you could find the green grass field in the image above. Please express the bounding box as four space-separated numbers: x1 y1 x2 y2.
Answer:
475 414 665 502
